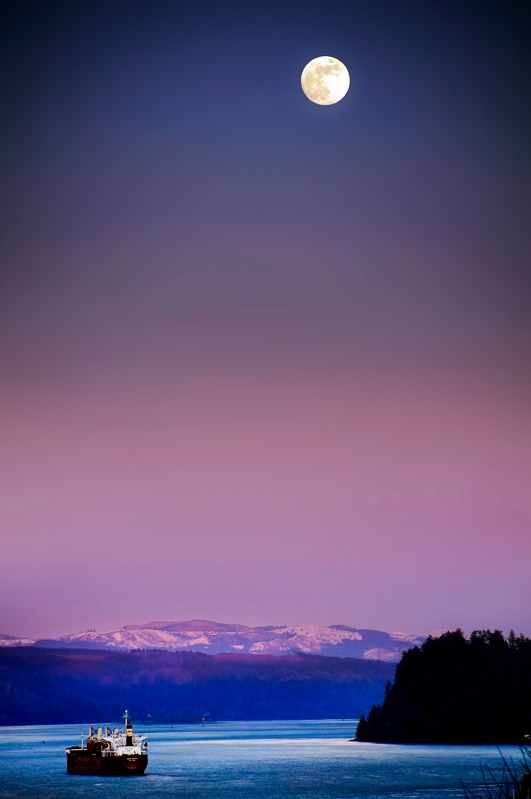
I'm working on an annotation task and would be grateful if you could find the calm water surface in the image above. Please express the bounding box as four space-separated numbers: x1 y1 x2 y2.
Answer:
0 719 518 798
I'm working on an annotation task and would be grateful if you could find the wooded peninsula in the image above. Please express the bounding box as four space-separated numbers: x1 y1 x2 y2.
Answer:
357 629 531 744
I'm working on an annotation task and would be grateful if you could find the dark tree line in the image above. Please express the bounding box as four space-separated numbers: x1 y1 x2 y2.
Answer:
357 629 531 744
0 647 394 725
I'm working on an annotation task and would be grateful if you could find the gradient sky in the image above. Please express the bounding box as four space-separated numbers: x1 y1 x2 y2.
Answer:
1 0 529 640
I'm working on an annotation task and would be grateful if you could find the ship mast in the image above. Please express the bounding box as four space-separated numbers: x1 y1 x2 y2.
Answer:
123 709 133 746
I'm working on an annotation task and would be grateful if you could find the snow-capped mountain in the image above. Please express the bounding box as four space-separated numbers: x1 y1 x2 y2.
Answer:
0 633 36 648
2 620 425 661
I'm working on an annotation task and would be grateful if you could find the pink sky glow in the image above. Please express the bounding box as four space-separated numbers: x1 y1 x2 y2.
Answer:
2 0 529 640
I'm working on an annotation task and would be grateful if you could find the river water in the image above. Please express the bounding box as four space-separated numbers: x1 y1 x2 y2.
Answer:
0 719 520 798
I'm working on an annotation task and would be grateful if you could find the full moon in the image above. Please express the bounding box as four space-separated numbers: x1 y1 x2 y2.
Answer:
301 56 350 105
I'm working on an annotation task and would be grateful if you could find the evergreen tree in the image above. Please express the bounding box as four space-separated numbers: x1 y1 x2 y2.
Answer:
356 713 367 740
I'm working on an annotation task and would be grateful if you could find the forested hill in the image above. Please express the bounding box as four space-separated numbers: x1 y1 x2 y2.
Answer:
357 630 531 744
0 647 394 726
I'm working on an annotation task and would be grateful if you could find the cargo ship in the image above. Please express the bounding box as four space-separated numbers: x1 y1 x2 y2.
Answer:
66 710 148 775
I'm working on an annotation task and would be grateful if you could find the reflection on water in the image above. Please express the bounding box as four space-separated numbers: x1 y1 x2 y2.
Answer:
0 719 519 799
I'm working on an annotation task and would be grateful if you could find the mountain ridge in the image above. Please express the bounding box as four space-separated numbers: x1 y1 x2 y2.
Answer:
0 620 425 662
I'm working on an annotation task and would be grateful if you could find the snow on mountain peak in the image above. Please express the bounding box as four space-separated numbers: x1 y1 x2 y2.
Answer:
1 620 424 662
0 633 36 647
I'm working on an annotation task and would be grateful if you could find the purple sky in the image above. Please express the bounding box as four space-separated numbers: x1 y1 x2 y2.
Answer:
1 0 529 639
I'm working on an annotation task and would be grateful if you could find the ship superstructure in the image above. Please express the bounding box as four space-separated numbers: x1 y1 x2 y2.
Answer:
66 710 148 775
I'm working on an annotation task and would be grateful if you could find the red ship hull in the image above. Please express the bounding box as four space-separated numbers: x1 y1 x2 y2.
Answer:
66 750 148 776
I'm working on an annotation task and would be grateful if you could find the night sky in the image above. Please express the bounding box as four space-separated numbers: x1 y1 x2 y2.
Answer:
1 0 529 639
